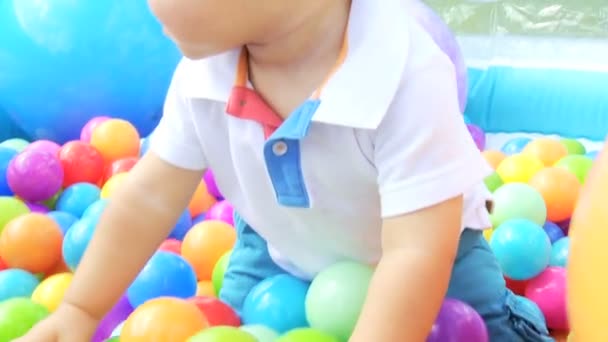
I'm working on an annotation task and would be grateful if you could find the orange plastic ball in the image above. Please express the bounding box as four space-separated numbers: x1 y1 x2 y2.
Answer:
522 138 569 166
90 119 140 163
529 167 581 222
482 150 506 169
0 213 63 274
182 220 236 281
121 297 208 342
189 180 217 218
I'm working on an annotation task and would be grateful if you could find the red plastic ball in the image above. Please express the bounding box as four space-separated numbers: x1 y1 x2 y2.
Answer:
58 141 105 187
0 256 7 271
505 277 528 296
159 239 182 255
188 296 240 327
104 157 139 183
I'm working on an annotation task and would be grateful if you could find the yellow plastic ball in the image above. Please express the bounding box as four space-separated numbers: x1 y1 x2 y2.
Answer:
197 280 216 297
483 228 494 242
101 172 130 199
496 153 544 183
31 272 73 312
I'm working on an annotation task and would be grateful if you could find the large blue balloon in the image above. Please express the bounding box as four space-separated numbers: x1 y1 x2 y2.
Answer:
0 0 181 143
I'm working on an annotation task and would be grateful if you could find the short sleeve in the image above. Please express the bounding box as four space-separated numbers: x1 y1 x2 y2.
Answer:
374 50 492 218
149 63 208 171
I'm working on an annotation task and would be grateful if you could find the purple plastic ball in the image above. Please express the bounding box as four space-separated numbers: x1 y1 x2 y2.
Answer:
428 298 488 342
7 150 64 202
467 124 486 151
24 140 61 156
26 202 50 214
91 295 134 342
206 200 234 226
203 169 222 199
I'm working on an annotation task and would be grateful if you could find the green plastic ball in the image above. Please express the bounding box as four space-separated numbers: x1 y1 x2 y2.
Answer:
490 183 547 228
212 251 231 296
240 325 279 342
105 337 120 342
187 326 257 342
277 328 340 342
560 138 586 155
555 155 594 183
0 298 49 342
0 139 29 153
484 172 503 192
0 196 30 234
305 261 373 342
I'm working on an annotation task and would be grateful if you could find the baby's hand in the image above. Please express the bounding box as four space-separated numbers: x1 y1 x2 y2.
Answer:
13 303 99 342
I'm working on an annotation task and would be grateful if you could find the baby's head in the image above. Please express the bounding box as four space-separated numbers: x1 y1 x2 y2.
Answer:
148 0 327 60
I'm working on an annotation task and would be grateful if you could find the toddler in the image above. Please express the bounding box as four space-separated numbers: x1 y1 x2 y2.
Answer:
18 0 553 341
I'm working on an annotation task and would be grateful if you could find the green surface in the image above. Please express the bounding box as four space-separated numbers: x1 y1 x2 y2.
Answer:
425 0 608 37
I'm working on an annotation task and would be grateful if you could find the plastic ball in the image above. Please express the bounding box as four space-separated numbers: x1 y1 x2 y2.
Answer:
543 221 565 244
0 269 40 301
0 147 18 196
522 138 569 166
189 180 218 218
482 228 493 242
91 119 140 163
188 296 240 327
62 217 97 271
212 251 231 296
0 213 63 274
31 272 73 312
100 172 129 199
81 116 111 143
490 219 551 280
306 261 374 341
276 328 340 342
25 202 49 214
121 297 208 342
193 213 206 225
205 201 234 226
103 157 138 183
242 274 310 333
7 150 64 202
92 296 133 342
0 298 49 342
554 155 594 184
168 210 193 241
466 124 486 150
490 183 547 227
127 251 197 308
203 170 222 199
427 298 488 342
47 211 78 236
501 137 531 155
58 141 105 187
0 139 30 153
481 150 506 170
529 167 580 222
41 190 62 210
56 183 101 218
0 197 29 233
82 199 109 222
182 220 236 281
240 325 279 342
560 139 586 155
188 326 257 342
550 237 570 267
496 154 544 183
525 267 568 330
484 172 503 192
159 239 182 255
197 281 216 298
504 277 528 296
23 140 61 156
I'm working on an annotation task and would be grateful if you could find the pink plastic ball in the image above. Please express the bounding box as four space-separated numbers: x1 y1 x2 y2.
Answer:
80 116 111 142
24 140 61 156
525 266 568 330
203 169 222 199
7 150 64 202
206 200 234 226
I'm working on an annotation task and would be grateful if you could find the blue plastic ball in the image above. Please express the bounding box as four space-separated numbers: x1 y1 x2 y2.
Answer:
0 147 17 196
62 217 97 271
127 251 197 308
168 210 193 241
550 237 570 267
0 0 181 143
81 199 109 222
56 183 101 218
242 274 310 334
192 213 206 225
501 137 532 155
0 269 40 301
490 219 551 280
47 211 78 236
542 221 565 244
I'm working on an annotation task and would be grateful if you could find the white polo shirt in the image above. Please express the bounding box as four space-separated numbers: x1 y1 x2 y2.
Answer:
150 0 493 279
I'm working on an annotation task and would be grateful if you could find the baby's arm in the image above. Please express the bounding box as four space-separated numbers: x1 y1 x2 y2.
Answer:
62 152 203 319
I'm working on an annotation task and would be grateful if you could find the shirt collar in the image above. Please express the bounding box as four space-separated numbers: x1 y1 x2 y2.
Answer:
180 0 410 130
